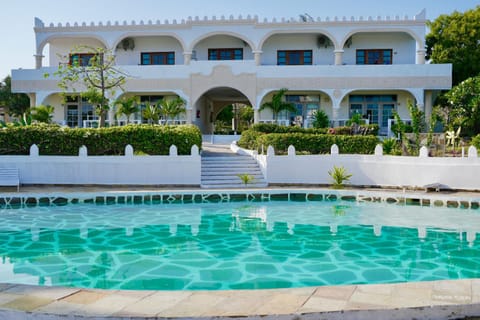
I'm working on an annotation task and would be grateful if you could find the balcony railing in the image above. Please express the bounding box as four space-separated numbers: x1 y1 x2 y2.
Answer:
258 119 290 126
158 119 188 125
82 119 142 128
82 119 188 127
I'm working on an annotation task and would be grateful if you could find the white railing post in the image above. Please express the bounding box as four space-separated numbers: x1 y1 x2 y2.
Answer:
79 145 88 157
267 145 275 157
29 144 39 157
125 144 134 157
419 146 429 158
374 144 383 156
331 144 339 155
468 146 478 158
169 145 178 156
287 145 296 157
191 144 200 156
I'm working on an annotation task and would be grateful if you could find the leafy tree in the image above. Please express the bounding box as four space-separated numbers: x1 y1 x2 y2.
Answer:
142 104 160 124
216 105 234 123
446 75 480 136
239 105 254 125
407 102 426 155
0 76 30 117
31 105 54 123
158 97 186 123
426 6 480 85
51 46 128 127
391 101 425 155
311 109 330 128
115 96 139 124
259 88 296 121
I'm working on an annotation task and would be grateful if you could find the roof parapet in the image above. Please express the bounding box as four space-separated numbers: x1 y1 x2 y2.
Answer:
35 11 426 30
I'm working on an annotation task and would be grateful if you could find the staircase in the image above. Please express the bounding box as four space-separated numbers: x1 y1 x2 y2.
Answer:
201 144 267 189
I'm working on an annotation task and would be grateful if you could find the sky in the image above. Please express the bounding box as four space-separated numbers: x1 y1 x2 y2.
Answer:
1 0 478 78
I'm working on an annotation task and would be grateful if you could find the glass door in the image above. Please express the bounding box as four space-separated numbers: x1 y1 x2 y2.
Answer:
66 104 79 127
366 104 378 125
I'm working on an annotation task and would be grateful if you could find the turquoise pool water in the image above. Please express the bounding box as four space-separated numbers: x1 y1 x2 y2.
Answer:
0 199 479 290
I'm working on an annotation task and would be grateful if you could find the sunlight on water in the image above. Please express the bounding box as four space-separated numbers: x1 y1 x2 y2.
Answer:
0 200 479 290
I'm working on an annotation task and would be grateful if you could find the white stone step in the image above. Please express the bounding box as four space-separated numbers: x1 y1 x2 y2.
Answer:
201 182 268 189
200 153 267 189
202 167 262 175
201 156 252 161
202 175 265 181
202 161 258 166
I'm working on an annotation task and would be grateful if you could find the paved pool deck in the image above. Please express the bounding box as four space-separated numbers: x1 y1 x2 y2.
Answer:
0 185 479 319
0 280 479 319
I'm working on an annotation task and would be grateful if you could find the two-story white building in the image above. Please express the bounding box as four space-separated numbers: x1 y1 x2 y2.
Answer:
12 10 451 134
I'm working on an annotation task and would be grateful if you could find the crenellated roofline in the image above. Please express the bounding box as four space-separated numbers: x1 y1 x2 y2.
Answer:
34 9 426 31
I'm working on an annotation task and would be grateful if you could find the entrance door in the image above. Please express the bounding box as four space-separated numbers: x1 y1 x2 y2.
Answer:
381 104 395 135
66 104 79 127
366 104 378 125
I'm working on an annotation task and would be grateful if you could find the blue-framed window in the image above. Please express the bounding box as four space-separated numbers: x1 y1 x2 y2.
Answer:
277 50 312 65
141 52 175 65
208 48 243 60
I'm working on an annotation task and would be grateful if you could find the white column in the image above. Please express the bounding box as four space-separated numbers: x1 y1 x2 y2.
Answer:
254 109 260 124
183 52 192 65
334 50 344 66
416 49 426 64
34 54 44 69
253 51 262 66
332 107 339 127
27 93 36 107
186 109 192 124
424 91 433 123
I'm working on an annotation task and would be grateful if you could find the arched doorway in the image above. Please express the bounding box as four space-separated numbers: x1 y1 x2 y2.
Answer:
193 87 253 134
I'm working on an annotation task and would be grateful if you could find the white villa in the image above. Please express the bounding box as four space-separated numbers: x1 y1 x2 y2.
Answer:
11 10 451 134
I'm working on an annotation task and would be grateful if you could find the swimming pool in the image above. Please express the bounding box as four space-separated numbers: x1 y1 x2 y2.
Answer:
0 195 479 290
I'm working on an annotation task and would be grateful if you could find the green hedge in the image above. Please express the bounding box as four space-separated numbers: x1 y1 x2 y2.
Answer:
473 134 480 150
0 124 202 155
250 123 379 136
250 123 328 134
238 131 378 154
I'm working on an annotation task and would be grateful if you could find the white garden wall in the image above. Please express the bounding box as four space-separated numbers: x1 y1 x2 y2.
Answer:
243 144 480 191
0 145 201 186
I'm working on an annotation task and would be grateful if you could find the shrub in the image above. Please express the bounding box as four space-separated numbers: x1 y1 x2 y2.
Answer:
345 113 364 126
237 129 265 150
311 110 330 128
328 165 352 189
250 123 378 136
382 137 399 155
473 134 480 150
246 133 378 154
250 123 327 134
0 124 202 155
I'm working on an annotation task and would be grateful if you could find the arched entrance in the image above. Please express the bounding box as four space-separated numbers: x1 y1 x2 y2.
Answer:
193 87 253 134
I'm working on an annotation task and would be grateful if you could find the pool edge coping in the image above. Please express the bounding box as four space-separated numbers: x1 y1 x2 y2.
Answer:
0 279 479 319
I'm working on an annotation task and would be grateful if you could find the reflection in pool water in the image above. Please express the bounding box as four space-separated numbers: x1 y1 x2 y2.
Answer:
0 200 479 290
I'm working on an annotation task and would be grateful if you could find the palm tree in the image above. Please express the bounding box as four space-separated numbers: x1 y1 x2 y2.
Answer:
115 96 139 124
142 104 160 124
158 97 186 124
259 88 296 122
30 105 54 123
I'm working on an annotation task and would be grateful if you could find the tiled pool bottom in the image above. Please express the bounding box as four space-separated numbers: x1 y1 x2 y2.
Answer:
1 188 479 209
0 279 479 319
